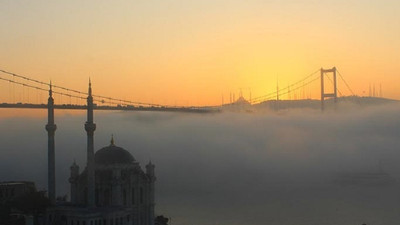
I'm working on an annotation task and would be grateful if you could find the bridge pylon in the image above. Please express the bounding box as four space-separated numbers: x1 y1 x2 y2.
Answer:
320 67 337 111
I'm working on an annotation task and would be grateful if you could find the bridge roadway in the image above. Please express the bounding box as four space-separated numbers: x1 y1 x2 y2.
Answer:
0 103 219 113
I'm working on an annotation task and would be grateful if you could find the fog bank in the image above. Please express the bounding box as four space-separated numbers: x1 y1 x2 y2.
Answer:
1 104 400 225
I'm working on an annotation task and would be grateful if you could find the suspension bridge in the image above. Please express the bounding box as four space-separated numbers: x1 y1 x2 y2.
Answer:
0 67 356 112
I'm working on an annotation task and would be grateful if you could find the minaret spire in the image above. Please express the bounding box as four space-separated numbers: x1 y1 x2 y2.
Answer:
45 81 57 205
89 77 92 96
49 80 53 97
110 134 115 146
84 79 96 208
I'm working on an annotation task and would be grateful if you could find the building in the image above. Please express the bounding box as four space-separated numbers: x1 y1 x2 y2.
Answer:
46 81 156 225
0 181 36 201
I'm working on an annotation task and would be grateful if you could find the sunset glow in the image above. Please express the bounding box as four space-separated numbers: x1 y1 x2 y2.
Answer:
0 0 399 106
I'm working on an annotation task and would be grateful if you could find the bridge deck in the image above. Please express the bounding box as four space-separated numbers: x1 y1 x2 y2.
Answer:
0 103 219 113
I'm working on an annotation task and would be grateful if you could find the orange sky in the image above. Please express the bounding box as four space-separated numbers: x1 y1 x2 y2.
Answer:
0 0 399 106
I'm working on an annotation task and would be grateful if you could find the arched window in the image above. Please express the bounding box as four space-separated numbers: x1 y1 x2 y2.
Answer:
84 188 88 205
104 189 110 206
140 187 143 204
95 189 99 206
123 189 127 206
131 188 135 205
61 215 67 225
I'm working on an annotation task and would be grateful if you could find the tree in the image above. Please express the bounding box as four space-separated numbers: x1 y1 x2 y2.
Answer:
12 191 50 225
155 215 169 225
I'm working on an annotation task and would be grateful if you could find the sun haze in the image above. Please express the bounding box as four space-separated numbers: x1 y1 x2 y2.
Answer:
0 0 399 106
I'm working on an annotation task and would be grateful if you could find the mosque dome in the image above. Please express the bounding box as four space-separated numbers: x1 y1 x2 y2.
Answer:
94 136 135 165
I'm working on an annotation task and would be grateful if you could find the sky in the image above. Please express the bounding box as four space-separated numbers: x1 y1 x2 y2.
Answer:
0 0 399 106
1 103 400 225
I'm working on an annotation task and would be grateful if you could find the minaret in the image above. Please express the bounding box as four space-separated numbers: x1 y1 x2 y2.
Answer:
369 83 372 97
45 82 57 205
84 79 96 207
373 83 376 97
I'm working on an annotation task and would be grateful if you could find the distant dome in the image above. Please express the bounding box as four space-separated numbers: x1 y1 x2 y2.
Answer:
95 143 135 165
235 96 250 105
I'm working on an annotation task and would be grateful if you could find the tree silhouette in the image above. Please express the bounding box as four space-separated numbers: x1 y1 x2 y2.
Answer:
12 191 50 225
155 215 169 225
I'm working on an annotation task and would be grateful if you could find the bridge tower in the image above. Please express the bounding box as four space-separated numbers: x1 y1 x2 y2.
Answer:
320 67 337 111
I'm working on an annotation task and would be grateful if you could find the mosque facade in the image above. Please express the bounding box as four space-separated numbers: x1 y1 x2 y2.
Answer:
45 82 155 225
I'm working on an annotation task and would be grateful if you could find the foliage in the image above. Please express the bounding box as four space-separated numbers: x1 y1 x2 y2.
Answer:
12 191 50 215
155 215 169 225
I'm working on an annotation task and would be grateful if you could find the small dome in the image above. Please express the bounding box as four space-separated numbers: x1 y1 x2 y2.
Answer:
95 143 135 165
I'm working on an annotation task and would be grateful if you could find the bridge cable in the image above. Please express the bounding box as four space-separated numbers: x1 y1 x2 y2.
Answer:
0 68 174 107
251 75 320 104
251 68 320 103
336 69 355 96
324 73 343 97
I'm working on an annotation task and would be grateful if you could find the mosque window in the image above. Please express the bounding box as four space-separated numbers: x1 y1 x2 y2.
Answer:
84 188 88 205
123 189 127 206
131 188 135 205
104 189 110 206
95 189 99 206
140 187 143 204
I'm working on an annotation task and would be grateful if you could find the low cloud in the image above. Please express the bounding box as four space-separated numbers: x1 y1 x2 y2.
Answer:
1 104 400 225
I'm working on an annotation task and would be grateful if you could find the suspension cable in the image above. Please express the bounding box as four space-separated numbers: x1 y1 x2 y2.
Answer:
336 69 355 96
251 69 320 102
0 68 172 107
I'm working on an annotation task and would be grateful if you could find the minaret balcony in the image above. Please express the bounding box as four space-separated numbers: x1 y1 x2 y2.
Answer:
45 124 57 132
85 123 96 132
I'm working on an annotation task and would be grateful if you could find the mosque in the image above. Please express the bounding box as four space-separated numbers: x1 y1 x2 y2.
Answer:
45 82 156 225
